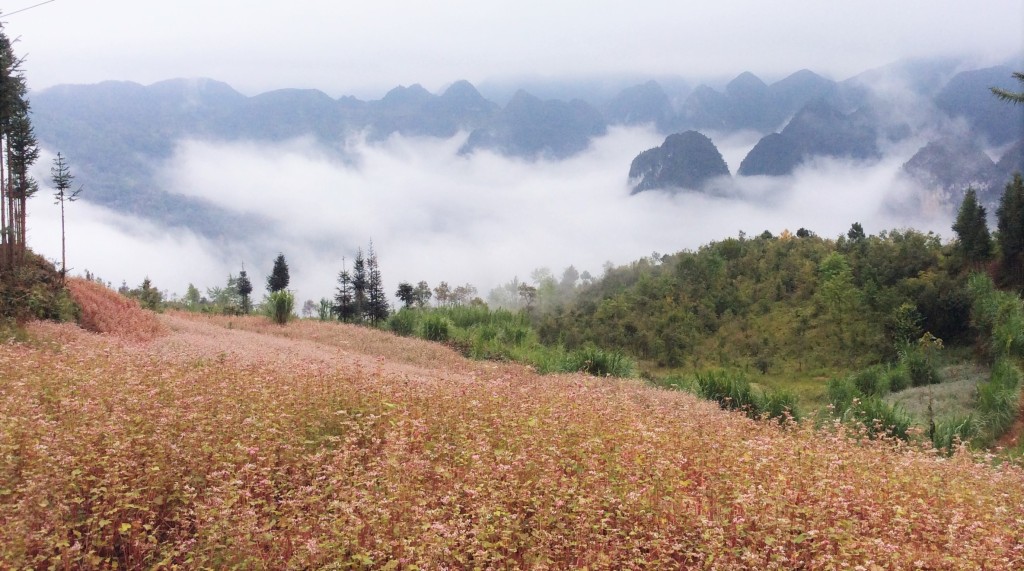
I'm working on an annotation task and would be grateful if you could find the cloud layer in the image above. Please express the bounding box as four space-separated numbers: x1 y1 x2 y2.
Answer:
28 127 954 307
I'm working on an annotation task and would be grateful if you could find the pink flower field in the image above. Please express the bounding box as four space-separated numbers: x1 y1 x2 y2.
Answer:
1 287 1023 568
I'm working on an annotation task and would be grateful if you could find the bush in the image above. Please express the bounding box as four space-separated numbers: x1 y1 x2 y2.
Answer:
885 365 911 393
901 347 939 387
267 290 295 325
562 346 636 378
826 377 859 413
388 308 418 337
851 365 890 397
696 370 758 413
931 414 981 452
848 397 912 440
421 314 452 342
759 388 800 422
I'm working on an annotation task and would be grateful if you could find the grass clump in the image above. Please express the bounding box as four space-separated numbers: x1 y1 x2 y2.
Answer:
692 370 798 422
561 345 636 377
266 290 295 325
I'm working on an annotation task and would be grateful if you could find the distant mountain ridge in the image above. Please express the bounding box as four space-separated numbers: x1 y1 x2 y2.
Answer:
27 58 1024 235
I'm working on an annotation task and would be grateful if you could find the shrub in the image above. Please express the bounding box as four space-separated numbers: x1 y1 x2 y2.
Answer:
931 414 981 452
562 346 636 378
388 308 418 337
759 388 800 422
826 377 859 413
696 370 758 413
851 365 889 397
901 347 939 387
885 365 911 393
267 290 295 325
848 397 912 440
421 314 452 342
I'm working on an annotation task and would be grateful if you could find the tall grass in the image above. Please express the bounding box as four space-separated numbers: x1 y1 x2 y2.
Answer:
266 290 295 325
385 307 637 378
693 370 798 421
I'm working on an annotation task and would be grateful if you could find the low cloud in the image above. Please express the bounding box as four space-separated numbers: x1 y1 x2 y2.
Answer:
29 127 953 306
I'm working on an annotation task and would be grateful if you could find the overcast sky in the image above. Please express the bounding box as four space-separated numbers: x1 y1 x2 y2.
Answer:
8 0 1024 304
4 0 1022 98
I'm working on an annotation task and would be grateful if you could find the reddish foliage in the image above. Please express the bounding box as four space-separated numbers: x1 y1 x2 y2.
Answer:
66 278 164 341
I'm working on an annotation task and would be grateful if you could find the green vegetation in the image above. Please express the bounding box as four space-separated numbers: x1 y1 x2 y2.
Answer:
387 305 636 378
267 289 295 325
0 251 78 337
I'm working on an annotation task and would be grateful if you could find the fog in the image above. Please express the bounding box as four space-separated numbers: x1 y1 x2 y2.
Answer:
27 127 953 306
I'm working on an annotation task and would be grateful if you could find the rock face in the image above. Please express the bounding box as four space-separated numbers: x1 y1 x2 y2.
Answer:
903 137 1024 206
628 131 730 194
459 90 607 159
738 100 879 176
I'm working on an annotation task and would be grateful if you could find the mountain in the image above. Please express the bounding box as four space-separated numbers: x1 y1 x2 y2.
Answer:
673 70 842 134
459 90 607 159
738 99 879 176
366 81 498 140
628 131 730 194
602 80 675 132
902 138 1005 204
935 66 1024 146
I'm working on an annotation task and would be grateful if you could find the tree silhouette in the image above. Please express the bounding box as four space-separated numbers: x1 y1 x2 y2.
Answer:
237 268 253 313
267 254 290 293
50 152 82 279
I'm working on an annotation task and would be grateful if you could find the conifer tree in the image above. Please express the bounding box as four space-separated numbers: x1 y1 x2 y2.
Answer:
50 153 81 279
0 26 38 269
997 174 1024 286
237 269 253 314
334 257 357 323
952 187 992 270
351 248 367 322
267 253 290 293
365 242 389 324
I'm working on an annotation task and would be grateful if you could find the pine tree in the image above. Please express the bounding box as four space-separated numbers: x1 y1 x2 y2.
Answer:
334 257 357 323
952 187 992 270
237 269 253 314
365 242 389 325
267 253 290 293
997 174 1024 286
51 153 81 279
0 26 38 270
351 248 367 322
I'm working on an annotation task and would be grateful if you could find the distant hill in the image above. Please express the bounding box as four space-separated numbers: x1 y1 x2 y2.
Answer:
628 131 730 193
935 66 1024 146
738 99 879 176
459 90 606 159
25 58 1024 234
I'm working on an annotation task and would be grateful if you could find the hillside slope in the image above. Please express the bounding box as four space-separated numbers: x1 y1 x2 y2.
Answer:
1 304 1023 568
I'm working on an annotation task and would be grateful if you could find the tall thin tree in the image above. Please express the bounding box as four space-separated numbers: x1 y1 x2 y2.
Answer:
365 241 389 325
334 257 356 322
51 152 81 279
351 248 367 322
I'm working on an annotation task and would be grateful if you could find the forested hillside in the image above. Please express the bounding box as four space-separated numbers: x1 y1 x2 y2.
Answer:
535 227 965 374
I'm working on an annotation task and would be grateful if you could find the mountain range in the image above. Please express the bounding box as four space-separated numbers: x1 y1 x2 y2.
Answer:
27 58 1024 236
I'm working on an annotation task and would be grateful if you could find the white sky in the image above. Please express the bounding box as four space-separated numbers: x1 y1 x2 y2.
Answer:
9 0 1024 303
4 0 1022 97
